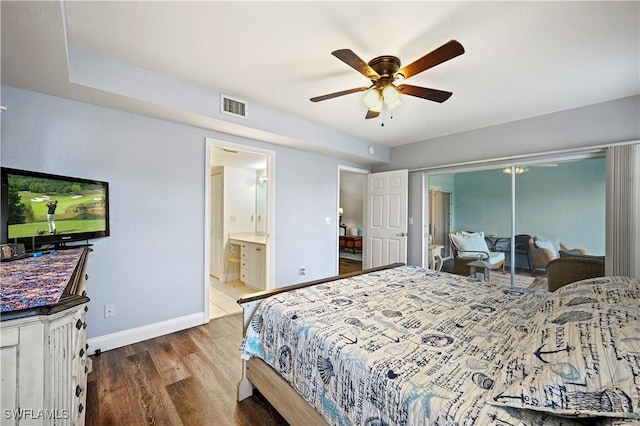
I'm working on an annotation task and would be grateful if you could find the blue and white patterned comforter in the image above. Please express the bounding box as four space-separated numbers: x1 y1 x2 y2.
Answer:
240 266 636 426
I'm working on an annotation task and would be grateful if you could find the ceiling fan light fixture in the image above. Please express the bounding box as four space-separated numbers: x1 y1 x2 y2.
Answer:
382 84 400 104
369 98 384 113
313 40 465 120
363 88 382 109
386 97 402 111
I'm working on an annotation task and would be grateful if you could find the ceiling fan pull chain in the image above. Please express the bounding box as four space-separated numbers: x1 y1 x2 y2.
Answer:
380 111 394 127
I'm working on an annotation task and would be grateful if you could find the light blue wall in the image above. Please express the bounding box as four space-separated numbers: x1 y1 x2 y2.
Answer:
451 158 606 254
0 85 370 340
427 174 455 192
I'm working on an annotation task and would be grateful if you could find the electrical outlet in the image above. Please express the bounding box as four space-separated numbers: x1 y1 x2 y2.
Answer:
104 304 116 318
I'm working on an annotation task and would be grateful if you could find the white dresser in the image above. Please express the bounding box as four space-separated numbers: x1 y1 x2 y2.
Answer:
1 247 90 425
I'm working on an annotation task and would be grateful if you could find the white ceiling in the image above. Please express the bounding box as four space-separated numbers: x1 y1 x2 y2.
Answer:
2 1 639 151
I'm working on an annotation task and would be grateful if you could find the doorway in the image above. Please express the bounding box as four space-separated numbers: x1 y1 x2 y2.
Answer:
204 138 275 321
338 167 368 274
429 189 452 259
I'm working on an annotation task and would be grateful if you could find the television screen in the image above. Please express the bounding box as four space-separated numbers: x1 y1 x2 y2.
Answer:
1 167 109 248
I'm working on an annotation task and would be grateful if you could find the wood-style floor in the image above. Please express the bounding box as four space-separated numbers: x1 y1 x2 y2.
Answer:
86 314 288 426
339 258 362 275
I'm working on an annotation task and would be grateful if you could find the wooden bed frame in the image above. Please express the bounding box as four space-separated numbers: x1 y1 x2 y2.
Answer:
237 263 404 425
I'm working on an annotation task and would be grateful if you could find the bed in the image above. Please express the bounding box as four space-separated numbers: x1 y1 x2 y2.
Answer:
237 264 640 425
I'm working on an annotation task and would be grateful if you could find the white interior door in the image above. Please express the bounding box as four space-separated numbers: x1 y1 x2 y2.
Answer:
365 169 408 268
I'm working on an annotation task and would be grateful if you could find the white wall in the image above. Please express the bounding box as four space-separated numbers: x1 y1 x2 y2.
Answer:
255 169 267 233
1 85 370 347
339 171 365 231
380 95 640 172
223 166 256 236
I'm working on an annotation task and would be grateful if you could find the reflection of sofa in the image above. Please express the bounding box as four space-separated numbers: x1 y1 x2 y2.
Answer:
449 231 505 276
529 239 555 271
547 257 605 292
528 238 589 271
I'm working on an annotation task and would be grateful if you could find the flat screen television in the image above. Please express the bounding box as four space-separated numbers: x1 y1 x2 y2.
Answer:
1 167 110 250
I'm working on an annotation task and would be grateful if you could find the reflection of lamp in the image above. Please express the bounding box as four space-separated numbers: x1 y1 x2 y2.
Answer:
259 175 268 183
338 207 344 224
502 166 528 175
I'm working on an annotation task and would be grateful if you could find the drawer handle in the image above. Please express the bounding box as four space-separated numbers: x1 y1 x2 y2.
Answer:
76 385 82 397
85 273 89 280
75 319 83 330
79 349 85 357
84 306 89 312
83 322 87 329
78 404 84 413
85 366 89 374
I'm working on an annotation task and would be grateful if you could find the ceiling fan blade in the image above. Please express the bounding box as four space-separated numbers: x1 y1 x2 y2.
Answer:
310 86 369 102
332 49 380 80
365 110 380 119
397 85 453 103
396 40 465 80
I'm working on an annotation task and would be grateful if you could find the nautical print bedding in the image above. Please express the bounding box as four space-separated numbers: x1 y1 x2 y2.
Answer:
490 276 640 420
240 266 640 425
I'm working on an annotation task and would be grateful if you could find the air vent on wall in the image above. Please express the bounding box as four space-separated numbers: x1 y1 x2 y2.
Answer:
221 94 248 119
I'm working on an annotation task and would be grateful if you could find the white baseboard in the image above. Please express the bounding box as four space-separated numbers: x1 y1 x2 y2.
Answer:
87 312 206 355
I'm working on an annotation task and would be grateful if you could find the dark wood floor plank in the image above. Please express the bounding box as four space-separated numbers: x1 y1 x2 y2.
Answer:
149 339 193 387
124 350 184 425
165 376 216 425
173 352 238 424
87 314 289 426
88 343 149 425
339 258 362 274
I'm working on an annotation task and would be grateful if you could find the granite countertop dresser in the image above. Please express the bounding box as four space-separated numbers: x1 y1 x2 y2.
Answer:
1 247 91 425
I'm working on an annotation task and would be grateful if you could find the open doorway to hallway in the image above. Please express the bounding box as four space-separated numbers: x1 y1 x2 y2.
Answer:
338 167 367 274
205 139 275 321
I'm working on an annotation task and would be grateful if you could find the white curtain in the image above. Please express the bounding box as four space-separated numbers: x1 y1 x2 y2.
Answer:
606 143 640 278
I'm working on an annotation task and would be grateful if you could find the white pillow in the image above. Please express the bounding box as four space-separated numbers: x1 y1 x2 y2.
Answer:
535 234 560 253
534 239 558 258
451 232 490 257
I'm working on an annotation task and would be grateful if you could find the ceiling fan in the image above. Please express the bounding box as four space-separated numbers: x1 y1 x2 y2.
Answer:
310 40 465 119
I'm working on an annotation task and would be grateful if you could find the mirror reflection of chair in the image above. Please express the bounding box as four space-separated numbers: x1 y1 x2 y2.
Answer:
449 231 505 276
528 237 591 273
528 238 555 272
224 242 241 286
513 234 532 271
